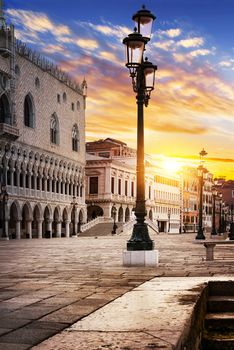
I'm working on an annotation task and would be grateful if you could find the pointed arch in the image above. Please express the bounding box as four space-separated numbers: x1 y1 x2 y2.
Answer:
24 93 35 128
0 93 11 124
50 113 59 145
72 124 79 152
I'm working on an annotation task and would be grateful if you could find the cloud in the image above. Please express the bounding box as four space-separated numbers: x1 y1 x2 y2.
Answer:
158 28 181 38
177 37 204 48
6 9 71 37
75 38 99 50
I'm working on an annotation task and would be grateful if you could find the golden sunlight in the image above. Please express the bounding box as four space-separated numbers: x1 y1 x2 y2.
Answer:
161 158 182 174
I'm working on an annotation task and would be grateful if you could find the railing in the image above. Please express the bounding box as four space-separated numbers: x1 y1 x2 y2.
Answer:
80 216 112 233
145 219 159 234
116 219 135 235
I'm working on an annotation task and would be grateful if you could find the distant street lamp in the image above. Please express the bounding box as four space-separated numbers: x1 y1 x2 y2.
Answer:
195 148 207 240
218 193 223 234
123 6 157 251
211 187 218 235
111 204 117 235
229 203 234 240
0 185 9 240
168 208 171 233
71 196 78 237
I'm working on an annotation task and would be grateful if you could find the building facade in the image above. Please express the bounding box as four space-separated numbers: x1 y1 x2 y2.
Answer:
0 12 87 239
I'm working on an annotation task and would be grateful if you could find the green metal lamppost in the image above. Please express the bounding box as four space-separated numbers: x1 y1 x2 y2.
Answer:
111 204 117 235
195 149 207 240
168 208 171 233
211 187 218 235
123 6 157 251
218 193 223 234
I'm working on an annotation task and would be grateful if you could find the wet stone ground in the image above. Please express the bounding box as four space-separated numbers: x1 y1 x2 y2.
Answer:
0 232 233 349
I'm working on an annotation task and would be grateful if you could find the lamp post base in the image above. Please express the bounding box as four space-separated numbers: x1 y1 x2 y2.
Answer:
195 227 205 240
127 222 154 250
123 249 159 266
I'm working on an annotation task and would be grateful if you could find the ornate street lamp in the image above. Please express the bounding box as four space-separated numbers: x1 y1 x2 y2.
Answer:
123 6 157 252
168 208 171 233
229 203 234 240
211 187 218 235
218 193 223 234
111 204 117 235
195 149 207 240
0 185 9 240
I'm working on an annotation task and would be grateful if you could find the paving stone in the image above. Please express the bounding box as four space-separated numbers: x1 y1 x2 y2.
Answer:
0 317 31 329
0 343 31 350
0 329 11 336
0 327 57 345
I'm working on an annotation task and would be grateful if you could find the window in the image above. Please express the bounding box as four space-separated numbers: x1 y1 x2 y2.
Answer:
50 113 59 144
232 190 234 198
125 180 128 196
0 93 10 124
15 65 20 76
77 101 80 110
149 186 151 199
35 77 40 88
89 177 98 194
24 94 34 128
57 94 60 103
71 102 74 111
72 124 79 151
98 152 110 158
131 181 134 197
63 92 67 102
111 177 115 194
118 179 121 195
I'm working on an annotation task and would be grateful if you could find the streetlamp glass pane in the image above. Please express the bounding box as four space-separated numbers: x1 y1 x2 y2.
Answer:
134 16 154 38
126 40 145 66
144 68 155 90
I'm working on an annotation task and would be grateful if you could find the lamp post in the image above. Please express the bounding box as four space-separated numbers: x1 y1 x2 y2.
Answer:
211 187 218 236
111 204 117 235
71 196 78 237
218 193 223 235
123 6 157 251
0 185 9 240
229 203 234 240
168 208 171 233
195 148 207 240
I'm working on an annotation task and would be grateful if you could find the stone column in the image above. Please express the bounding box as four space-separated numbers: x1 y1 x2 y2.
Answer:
26 220 32 239
65 220 70 237
16 220 21 239
56 221 61 238
37 219 43 239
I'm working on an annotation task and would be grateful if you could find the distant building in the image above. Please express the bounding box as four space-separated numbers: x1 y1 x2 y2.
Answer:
0 8 87 239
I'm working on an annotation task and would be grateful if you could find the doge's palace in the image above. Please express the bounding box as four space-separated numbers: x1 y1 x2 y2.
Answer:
0 2 87 239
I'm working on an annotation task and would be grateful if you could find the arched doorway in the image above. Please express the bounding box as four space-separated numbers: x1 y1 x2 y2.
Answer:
125 207 130 222
9 201 20 239
32 204 42 238
87 205 103 221
118 207 123 222
78 210 84 233
53 206 61 237
62 207 69 237
43 205 52 238
0 93 10 124
22 202 32 239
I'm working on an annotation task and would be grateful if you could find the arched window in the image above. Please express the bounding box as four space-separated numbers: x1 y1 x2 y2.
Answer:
0 93 10 124
72 124 79 152
24 94 34 128
50 113 59 145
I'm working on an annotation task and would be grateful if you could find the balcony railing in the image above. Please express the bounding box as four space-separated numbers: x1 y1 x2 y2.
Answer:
0 123 19 140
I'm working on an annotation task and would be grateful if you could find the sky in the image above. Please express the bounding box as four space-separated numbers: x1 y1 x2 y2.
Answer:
3 0 234 179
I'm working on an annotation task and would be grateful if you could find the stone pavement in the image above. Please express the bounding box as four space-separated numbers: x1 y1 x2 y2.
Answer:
0 232 233 349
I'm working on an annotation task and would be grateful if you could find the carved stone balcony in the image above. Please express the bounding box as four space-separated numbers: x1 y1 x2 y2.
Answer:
0 123 19 140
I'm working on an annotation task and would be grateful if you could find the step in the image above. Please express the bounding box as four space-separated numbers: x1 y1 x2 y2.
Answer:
201 331 234 350
208 296 234 313
205 312 234 331
209 281 234 296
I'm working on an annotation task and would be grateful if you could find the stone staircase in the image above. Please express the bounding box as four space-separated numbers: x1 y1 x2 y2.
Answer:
78 222 123 237
201 281 234 349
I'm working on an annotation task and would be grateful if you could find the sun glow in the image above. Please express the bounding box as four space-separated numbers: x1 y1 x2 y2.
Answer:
161 158 182 174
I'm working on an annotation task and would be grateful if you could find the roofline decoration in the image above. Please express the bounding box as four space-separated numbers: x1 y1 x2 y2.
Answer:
15 39 84 95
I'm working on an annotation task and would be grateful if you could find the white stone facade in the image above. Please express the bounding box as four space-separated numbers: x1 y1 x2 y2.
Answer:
0 17 87 239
